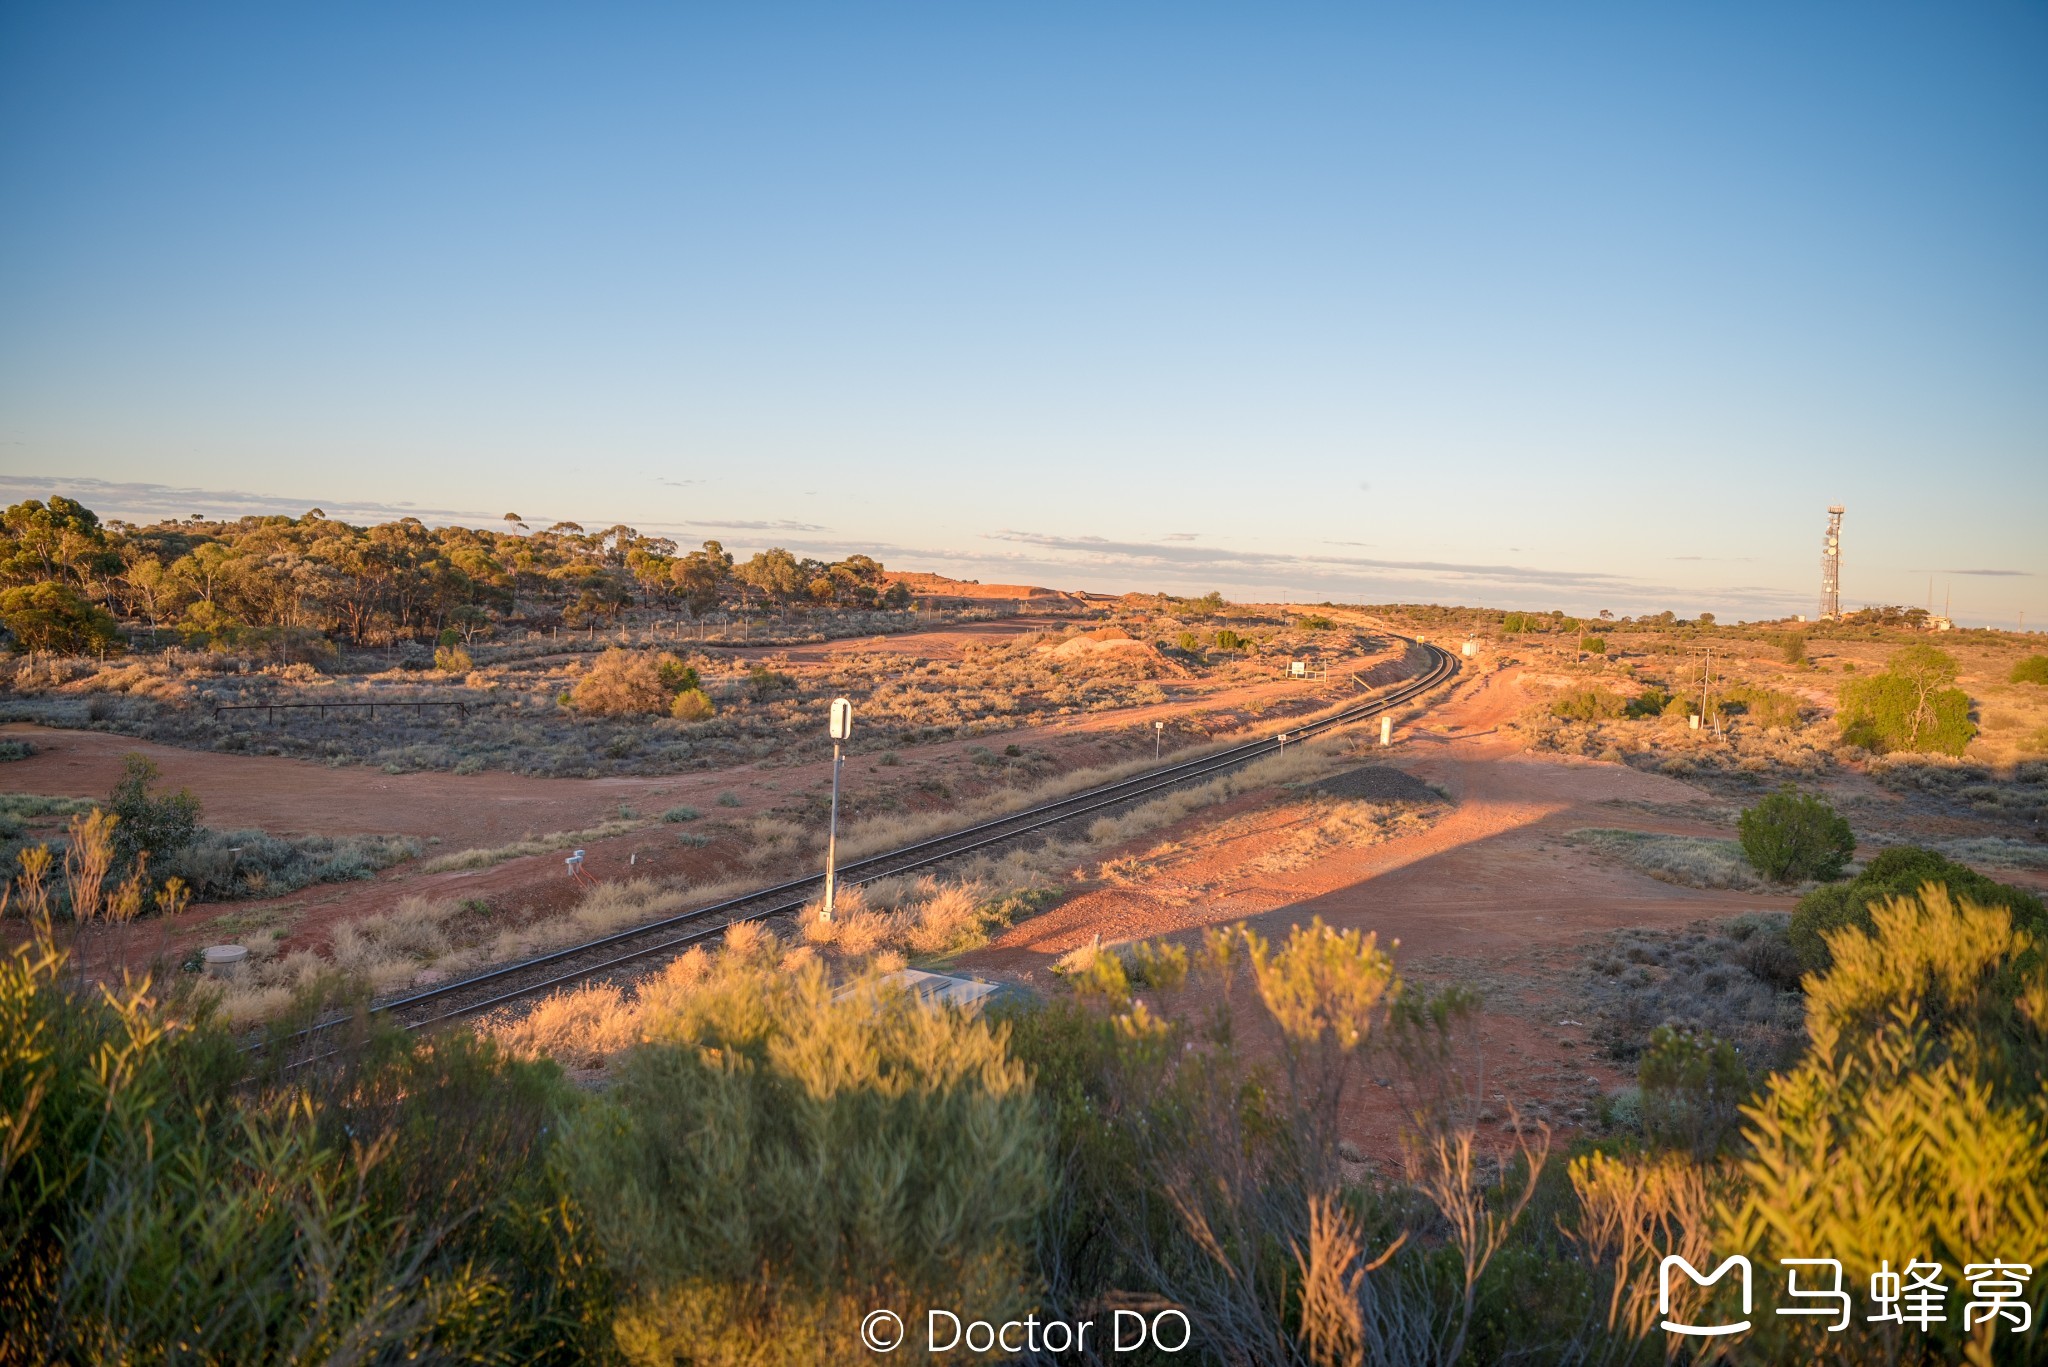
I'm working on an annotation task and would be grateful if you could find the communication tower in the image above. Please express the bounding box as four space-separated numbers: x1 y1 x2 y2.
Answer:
1819 505 1845 620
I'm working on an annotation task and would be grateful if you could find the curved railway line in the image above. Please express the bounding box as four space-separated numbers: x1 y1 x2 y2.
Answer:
285 632 1459 1045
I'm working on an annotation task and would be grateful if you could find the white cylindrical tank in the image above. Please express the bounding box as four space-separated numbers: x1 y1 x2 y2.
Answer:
202 944 249 976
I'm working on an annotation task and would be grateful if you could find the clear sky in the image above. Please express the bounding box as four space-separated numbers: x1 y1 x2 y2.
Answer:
2 3 2043 623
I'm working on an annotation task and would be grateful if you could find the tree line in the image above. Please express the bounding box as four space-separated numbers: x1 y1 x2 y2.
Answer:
0 496 913 655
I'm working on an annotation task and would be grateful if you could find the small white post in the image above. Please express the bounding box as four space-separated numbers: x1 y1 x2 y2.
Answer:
1154 720 1164 761
1379 714 1392 747
822 697 853 921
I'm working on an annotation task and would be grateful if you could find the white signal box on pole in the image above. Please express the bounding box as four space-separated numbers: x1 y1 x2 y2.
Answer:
830 697 853 741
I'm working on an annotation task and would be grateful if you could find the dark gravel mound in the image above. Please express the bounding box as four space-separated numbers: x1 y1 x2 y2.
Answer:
1307 766 1445 805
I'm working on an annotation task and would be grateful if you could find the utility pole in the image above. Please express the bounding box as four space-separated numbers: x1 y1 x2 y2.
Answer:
821 697 853 922
1699 648 1712 733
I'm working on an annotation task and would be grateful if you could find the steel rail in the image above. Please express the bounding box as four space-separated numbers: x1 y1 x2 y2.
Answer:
280 633 1457 1042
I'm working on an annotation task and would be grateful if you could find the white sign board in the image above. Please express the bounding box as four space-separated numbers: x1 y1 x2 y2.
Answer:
829 697 854 741
1289 659 1307 678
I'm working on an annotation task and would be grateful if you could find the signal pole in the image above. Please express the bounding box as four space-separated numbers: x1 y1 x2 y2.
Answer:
821 697 852 922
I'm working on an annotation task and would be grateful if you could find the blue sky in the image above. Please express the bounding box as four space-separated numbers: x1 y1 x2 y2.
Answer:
1 3 2043 623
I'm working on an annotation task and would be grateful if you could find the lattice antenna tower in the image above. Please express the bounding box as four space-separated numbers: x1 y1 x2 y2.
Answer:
1819 504 1845 620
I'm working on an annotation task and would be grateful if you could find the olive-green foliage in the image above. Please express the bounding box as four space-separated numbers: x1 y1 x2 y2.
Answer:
667 687 714 721
1781 631 1807 665
571 648 699 717
1716 683 1802 729
0 928 610 1365
1551 686 1628 722
2013 654 2048 685
1789 846 2046 972
1738 788 1855 884
1836 644 1977 755
1725 888 2048 1363
105 753 200 867
1623 687 1671 718
1579 635 1606 655
1638 1025 1748 1158
560 946 1048 1367
0 581 122 654
166 827 423 900
433 643 472 672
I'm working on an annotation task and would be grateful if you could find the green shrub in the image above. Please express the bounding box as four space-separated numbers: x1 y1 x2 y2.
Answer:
0 739 31 762
1579 635 1606 656
571 648 674 716
1718 684 1801 729
1551 687 1627 721
0 581 122 655
1738 788 1854 884
1625 687 1672 719
1296 614 1335 631
660 805 701 823
668 688 714 721
1788 845 2047 971
105 753 200 868
1639 1026 1748 1157
560 950 1047 1366
433 643 472 673
2011 654 2048 685
167 828 423 900
1725 888 2048 1362
0 928 609 1363
1780 631 1806 665
745 665 794 698
1835 644 1976 754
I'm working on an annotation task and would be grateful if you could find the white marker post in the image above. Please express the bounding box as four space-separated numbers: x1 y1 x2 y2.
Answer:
1154 720 1164 761
1380 714 1392 747
822 697 853 922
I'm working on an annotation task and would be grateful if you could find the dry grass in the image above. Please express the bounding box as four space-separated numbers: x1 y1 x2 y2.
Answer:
205 869 766 1023
1564 828 1775 893
419 818 648 873
487 921 810 1066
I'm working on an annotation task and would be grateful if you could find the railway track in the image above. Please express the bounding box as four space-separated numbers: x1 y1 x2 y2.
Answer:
284 633 1458 1045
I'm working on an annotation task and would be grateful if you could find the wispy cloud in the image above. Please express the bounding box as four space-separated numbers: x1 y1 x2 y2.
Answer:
1161 532 1200 542
680 518 829 533
1941 568 2032 577
975 528 1812 618
0 474 501 526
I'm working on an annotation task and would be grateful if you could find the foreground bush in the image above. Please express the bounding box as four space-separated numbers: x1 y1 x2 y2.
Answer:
2012 654 2048 685
1738 787 1854 884
1789 845 2046 971
1727 887 2048 1362
559 943 1048 1366
0 927 609 1364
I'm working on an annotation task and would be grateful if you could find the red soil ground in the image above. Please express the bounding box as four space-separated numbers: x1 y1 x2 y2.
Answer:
961 665 1797 1163
2 618 1410 968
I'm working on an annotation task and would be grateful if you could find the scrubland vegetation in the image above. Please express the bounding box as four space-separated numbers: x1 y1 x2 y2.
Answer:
0 495 1386 781
8 875 2044 1364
